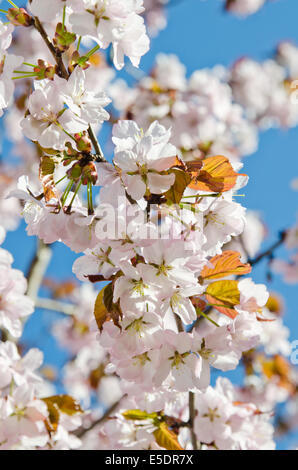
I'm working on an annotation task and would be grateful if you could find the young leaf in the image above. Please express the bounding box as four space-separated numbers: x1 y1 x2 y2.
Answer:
43 395 82 415
123 409 158 421
164 168 191 204
42 395 82 434
94 285 109 331
153 422 183 450
201 251 251 280
188 155 246 193
205 279 240 319
43 400 60 433
94 283 122 331
39 155 59 203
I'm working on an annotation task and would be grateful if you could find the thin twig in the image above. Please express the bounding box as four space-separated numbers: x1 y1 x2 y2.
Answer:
188 391 198 450
34 17 68 79
33 16 105 159
26 240 52 301
238 233 250 260
175 314 184 333
87 125 106 162
174 314 198 450
35 297 75 316
75 396 125 439
248 231 286 266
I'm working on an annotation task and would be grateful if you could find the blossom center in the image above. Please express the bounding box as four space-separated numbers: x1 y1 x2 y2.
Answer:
203 407 221 422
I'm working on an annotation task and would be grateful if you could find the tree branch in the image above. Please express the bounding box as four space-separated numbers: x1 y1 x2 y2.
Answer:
188 391 198 450
35 297 75 316
34 17 68 79
33 16 106 160
174 314 198 450
75 396 125 439
26 240 52 301
87 125 106 162
248 231 286 266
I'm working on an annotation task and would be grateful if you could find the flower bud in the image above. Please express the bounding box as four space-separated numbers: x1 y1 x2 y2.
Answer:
68 51 90 74
53 23 76 52
34 60 56 81
7 7 33 27
67 163 82 182
81 162 98 185
75 133 92 153
65 142 79 158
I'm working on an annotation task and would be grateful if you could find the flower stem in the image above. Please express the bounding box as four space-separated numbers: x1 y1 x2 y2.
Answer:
6 0 19 8
61 179 73 207
13 70 36 74
55 121 76 142
66 180 82 213
55 174 67 186
87 181 94 215
62 5 66 31
196 308 219 327
12 74 37 80
85 44 100 59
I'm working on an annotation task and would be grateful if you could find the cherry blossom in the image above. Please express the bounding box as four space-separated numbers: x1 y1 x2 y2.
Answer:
0 246 34 338
0 0 296 451
112 120 177 201
69 0 150 70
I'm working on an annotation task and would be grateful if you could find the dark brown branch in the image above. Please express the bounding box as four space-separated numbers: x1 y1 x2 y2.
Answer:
87 125 106 162
174 314 198 450
75 396 125 439
33 16 106 160
188 391 198 450
248 231 286 266
34 17 68 79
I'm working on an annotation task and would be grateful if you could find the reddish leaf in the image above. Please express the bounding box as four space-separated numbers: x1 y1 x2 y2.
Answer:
39 155 59 203
201 251 251 280
164 168 191 204
94 283 122 331
42 395 82 434
187 155 246 193
153 422 183 450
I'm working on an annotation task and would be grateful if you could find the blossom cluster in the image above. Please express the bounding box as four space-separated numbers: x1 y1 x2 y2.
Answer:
0 229 34 338
110 47 298 163
0 0 296 451
0 337 83 449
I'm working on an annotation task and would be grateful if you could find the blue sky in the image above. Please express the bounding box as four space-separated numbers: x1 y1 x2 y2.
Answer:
1 0 298 449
